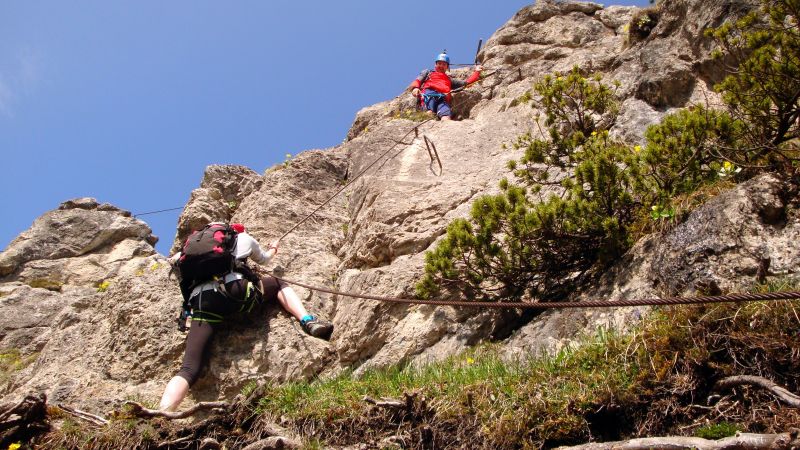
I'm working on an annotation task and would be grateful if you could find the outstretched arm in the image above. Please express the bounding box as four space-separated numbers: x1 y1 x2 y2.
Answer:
239 234 277 266
409 69 431 97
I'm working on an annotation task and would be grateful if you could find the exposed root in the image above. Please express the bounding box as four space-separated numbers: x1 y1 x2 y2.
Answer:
0 393 48 448
556 430 800 450
714 375 800 408
123 400 229 419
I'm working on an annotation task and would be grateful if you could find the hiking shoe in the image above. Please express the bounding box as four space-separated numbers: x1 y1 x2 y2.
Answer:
301 317 333 340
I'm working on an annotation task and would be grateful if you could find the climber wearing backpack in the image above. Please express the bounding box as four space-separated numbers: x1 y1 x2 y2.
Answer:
408 50 482 120
158 222 333 412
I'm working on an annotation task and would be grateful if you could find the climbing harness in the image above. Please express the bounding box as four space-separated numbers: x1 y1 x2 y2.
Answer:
422 91 447 103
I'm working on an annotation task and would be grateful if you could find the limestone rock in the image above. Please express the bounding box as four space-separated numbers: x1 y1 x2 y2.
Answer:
172 165 264 252
2 0 786 414
0 198 157 281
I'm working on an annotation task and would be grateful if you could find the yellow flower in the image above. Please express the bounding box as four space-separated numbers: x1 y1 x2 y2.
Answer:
9 443 22 450
466 357 475 365
633 145 642 153
723 161 733 170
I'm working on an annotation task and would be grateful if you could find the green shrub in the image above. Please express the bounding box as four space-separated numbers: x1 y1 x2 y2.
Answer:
707 0 800 169
418 69 631 301
417 132 641 300
639 105 742 202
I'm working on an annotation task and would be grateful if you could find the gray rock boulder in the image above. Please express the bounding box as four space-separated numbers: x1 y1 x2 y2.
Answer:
0 198 157 284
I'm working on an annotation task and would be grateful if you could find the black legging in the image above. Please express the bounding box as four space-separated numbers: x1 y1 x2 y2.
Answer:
176 276 281 386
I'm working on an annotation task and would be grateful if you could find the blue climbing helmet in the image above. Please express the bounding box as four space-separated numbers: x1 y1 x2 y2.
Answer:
435 51 450 65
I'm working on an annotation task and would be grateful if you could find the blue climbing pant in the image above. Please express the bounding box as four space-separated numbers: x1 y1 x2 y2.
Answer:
422 90 451 118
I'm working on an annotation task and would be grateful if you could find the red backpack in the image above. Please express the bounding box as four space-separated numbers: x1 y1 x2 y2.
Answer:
177 223 238 286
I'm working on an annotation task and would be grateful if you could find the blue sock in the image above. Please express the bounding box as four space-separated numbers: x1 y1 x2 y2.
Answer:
300 314 314 324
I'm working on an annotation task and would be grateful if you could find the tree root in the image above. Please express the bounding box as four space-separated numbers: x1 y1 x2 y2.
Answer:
0 393 48 447
240 436 301 450
556 431 800 450
363 392 425 414
714 375 800 408
123 401 230 419
363 396 406 409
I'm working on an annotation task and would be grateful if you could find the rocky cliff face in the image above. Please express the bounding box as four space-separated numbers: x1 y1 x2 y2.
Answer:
3 0 788 414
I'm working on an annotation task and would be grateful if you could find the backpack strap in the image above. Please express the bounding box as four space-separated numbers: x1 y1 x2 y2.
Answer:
415 70 432 108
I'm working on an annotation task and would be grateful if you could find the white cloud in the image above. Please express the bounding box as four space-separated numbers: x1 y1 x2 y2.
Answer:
0 46 44 118
0 76 14 117
18 46 42 93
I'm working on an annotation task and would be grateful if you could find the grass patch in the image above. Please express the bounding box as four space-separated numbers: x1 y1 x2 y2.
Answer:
25 278 63 292
253 278 800 448
629 179 736 240
1 349 38 389
695 421 741 439
392 109 432 122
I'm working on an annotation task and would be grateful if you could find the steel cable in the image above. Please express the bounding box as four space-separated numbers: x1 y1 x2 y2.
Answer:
270 273 800 309
278 118 435 241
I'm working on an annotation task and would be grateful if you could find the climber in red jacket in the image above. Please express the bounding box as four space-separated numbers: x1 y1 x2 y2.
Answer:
408 51 482 120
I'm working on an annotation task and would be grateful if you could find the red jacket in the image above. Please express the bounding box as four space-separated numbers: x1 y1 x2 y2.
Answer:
410 69 481 102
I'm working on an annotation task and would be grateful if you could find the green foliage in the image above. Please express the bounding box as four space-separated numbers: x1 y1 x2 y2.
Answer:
640 106 742 202
392 109 432 122
240 380 259 398
25 278 63 292
418 69 631 300
418 131 641 300
707 0 800 166
628 8 660 44
0 349 38 389
695 422 741 439
511 67 620 186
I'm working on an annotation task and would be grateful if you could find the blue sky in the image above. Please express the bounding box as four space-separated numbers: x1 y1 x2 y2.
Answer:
0 0 650 255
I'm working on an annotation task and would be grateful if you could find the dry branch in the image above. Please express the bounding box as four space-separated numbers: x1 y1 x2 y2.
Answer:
363 392 422 412
123 401 229 420
156 435 192 448
56 404 108 426
714 375 800 408
556 431 800 450
363 396 405 409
